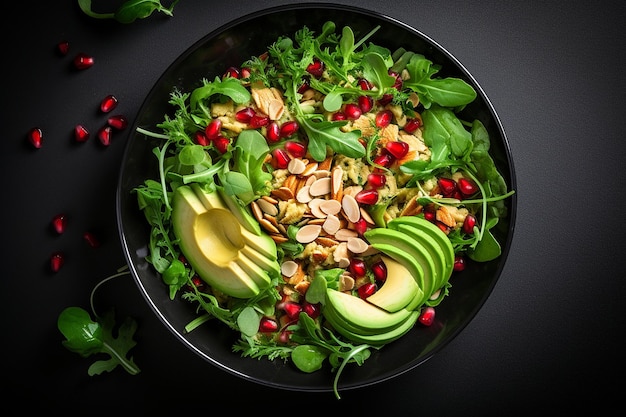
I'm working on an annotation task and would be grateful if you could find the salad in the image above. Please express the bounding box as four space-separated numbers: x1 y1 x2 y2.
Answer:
134 21 513 397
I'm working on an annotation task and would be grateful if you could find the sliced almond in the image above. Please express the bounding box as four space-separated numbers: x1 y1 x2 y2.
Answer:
359 207 375 225
307 217 326 226
261 195 278 205
322 213 341 235
320 199 341 216
305 175 317 186
296 185 313 203
313 169 331 179
296 224 321 243
316 236 339 247
334 228 358 241
271 186 295 201
256 198 278 216
338 274 355 291
287 158 306 175
301 162 319 177
331 166 343 197
341 194 361 223
308 198 327 218
281 260 299 277
250 200 264 222
318 156 333 171
270 234 289 244
258 217 279 234
309 177 331 196
347 237 369 254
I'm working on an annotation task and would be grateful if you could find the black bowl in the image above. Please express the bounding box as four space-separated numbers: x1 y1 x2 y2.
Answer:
116 3 516 393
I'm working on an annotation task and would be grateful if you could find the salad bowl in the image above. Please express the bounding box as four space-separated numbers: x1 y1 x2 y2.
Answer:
116 3 516 393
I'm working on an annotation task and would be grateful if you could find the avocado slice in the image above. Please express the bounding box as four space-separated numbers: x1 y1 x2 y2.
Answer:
365 255 422 313
171 185 273 299
393 224 448 289
329 309 419 346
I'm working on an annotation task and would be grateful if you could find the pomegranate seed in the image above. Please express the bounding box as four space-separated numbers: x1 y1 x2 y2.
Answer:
250 114 270 128
107 114 128 130
418 307 436 326
438 177 457 197
205 119 222 140
284 141 306 158
371 260 387 282
266 121 281 142
27 127 43 149
458 177 479 197
404 118 421 133
353 218 368 235
355 189 379 205
385 140 409 159
57 40 69 56
278 330 292 344
306 58 324 78
74 125 90 142
100 95 118 113
390 71 403 89
279 120 299 138
297 78 311 94
73 52 94 70
83 231 101 248
372 153 393 168
235 107 255 123
357 282 377 299
375 110 393 128
357 78 372 90
358 95 373 113
51 213 67 234
50 251 65 273
343 103 362 120
213 136 230 154
453 255 466 272
97 126 112 146
423 209 436 222
273 148 291 168
259 317 279 332
463 214 477 234
223 66 240 78
302 302 321 319
331 112 347 121
367 172 386 189
240 67 251 79
349 258 367 277
194 131 210 146
377 94 393 106
283 302 302 320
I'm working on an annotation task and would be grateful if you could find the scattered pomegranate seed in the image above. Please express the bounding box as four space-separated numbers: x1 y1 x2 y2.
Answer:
259 317 279 332
418 307 436 326
453 255 466 272
377 94 393 106
372 153 394 168
205 119 222 140
240 67 251 79
353 218 368 235
51 213 68 234
250 114 269 128
107 115 128 130
306 58 324 78
97 126 112 146
390 71 403 90
73 52 94 70
458 177 479 196
186 274 206 292
235 107 255 123
283 302 303 320
83 231 101 248
278 330 292 344
367 172 386 189
349 258 367 277
284 141 306 158
375 110 394 128
273 148 291 168
27 127 43 149
194 131 210 146
266 121 281 142
279 120 299 138
223 66 240 78
331 112 347 121
343 103 362 120
423 209 436 223
385 140 409 159
357 282 377 299
438 177 457 196
403 118 421 133
74 124 90 142
357 78 372 90
50 251 65 273
463 214 477 234
213 136 230 154
355 189 379 205
297 78 311 94
57 40 69 56
100 95 118 113
358 95 373 113
371 260 387 282
302 302 321 319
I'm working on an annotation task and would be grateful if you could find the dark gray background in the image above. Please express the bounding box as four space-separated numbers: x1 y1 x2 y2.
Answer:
2 0 624 414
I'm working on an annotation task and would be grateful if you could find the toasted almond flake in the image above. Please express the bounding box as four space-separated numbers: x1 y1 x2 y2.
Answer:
331 166 343 196
429 288 441 300
305 175 317 186
347 237 369 254
296 224 322 243
277 223 288 235
283 175 297 193
313 169 331 179
343 185 363 198
281 260 299 277
250 200 264 221
296 185 313 203
307 217 326 225
264 213 279 227
258 217 280 234
323 213 341 235
271 186 295 201
341 194 361 223
301 162 319 176
262 195 279 205
309 177 331 196
320 199 341 215
308 198 327 218
339 274 355 291
318 156 333 171
256 198 278 216
270 234 289 244
359 207 375 225
334 228 358 241
316 236 339 247
400 196 422 216
294 280 310 294
359 245 379 257
287 158 306 175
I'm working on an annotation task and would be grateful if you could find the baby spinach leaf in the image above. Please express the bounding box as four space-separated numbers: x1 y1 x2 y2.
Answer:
292 345 328 373
362 52 396 92
237 306 261 337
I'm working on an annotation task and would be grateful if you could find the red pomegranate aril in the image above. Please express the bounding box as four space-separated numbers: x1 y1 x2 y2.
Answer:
213 136 230 154
375 109 393 128
343 103 362 120
74 124 90 142
353 218 368 235
297 78 310 94
331 112 347 121
279 120 299 138
284 141 306 158
283 301 303 320
423 209 436 223
51 213 67 234
367 172 386 189
273 148 291 168
385 140 409 159
438 177 457 196
358 95 373 113
235 107 255 123
73 52 94 70
463 214 477 235
278 330 292 344
390 71 402 89
302 302 321 319
28 127 43 149
306 58 324 78
205 119 222 140
100 95 118 113
83 231 101 248
403 118 421 133
458 177 479 196
357 78 372 90
250 114 270 128
372 153 393 168
349 258 367 277
355 189 379 205
98 126 112 146
50 251 65 273
223 66 240 78
258 317 279 332
357 282 377 299
418 307 435 326
194 131 209 146
453 255 466 272
57 40 69 56
240 67 251 79
377 94 393 106
107 115 128 130
371 260 387 282
266 121 281 142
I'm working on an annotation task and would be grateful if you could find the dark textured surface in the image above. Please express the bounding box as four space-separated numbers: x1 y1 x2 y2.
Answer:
3 1 624 414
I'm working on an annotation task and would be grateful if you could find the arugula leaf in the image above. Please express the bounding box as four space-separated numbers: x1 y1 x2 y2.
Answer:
77 0 179 24
296 115 364 161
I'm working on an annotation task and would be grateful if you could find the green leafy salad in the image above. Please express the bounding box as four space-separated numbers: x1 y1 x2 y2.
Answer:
132 21 514 397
